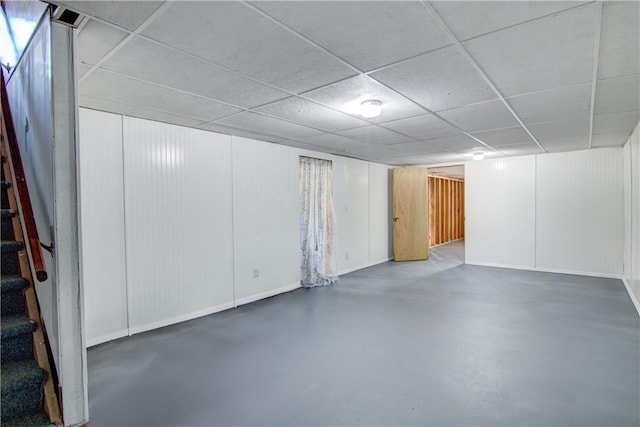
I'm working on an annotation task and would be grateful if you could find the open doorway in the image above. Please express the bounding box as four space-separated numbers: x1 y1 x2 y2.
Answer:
427 165 465 260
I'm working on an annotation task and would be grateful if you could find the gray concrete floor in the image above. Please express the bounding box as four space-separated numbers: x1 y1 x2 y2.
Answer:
87 241 640 426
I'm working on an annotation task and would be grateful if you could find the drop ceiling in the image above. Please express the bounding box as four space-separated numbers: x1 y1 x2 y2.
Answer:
57 0 639 165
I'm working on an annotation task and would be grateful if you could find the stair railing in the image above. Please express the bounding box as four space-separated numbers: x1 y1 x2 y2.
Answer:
0 71 48 282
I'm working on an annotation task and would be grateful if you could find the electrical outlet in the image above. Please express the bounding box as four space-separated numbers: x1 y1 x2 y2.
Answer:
253 269 260 278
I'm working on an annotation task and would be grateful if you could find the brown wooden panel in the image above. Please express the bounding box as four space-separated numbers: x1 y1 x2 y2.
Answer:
393 167 429 261
428 175 465 247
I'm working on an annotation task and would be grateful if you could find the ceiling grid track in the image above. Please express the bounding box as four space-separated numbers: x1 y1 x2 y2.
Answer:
242 1 363 76
588 2 604 149
79 1 172 83
421 0 548 154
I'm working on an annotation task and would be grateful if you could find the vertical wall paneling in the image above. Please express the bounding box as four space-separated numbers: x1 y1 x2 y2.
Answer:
334 157 370 274
369 163 393 263
623 124 640 312
632 127 640 303
78 109 128 346
123 117 234 334
536 148 623 277
465 156 536 268
78 111 393 343
623 142 632 285
231 137 300 305
429 175 464 247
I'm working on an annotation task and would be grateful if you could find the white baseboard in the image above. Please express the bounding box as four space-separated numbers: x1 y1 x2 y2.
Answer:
235 282 301 307
466 261 623 280
85 329 129 348
128 301 235 336
622 278 640 317
466 261 534 271
338 257 392 276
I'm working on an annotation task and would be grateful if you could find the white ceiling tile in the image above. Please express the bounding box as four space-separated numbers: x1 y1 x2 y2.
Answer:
140 2 356 94
385 156 436 166
196 122 284 144
539 138 590 152
277 140 337 154
336 125 413 145
338 144 399 159
253 1 452 72
382 141 447 157
79 96 206 129
527 118 589 152
100 37 288 108
463 4 596 96
591 133 632 148
78 19 128 66
217 112 323 141
81 69 242 121
471 126 533 147
598 1 640 79
595 75 640 115
302 75 425 123
370 46 496 112
426 134 481 151
380 114 461 140
254 97 368 132
300 133 363 152
431 1 585 41
437 100 519 132
416 152 468 165
58 1 163 31
593 112 640 136
496 142 543 156
507 83 592 124
528 118 590 142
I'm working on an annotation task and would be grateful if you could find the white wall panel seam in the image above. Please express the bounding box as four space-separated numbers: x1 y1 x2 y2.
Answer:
533 154 537 268
120 114 131 334
231 137 237 307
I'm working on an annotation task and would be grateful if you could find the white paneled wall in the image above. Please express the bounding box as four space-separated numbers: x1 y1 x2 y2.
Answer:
623 124 640 314
466 148 624 278
78 110 128 345
232 137 300 304
369 163 393 263
123 117 235 334
335 157 370 273
465 156 536 268
536 149 623 276
79 110 393 345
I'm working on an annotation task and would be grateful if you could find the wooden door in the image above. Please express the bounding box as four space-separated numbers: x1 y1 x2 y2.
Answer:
393 167 429 261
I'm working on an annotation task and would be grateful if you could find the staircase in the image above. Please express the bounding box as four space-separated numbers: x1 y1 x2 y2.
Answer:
1 161 58 426
1 78 62 425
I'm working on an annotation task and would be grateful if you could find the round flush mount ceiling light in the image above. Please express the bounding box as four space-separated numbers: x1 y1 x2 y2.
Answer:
472 152 485 161
360 100 382 118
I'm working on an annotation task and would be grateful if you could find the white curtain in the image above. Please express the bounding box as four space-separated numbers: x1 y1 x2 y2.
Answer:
300 156 337 287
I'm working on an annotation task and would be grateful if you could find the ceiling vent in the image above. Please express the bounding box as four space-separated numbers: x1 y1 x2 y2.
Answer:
51 5 84 28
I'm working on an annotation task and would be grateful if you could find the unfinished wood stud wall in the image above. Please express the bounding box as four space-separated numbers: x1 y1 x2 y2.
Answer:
429 175 464 247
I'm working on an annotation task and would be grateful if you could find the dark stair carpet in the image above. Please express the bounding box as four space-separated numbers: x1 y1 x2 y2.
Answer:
1 169 53 425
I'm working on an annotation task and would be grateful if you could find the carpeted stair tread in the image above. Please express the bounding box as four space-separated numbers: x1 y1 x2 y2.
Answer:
1 240 23 252
1 411 56 427
1 314 35 339
1 275 28 293
1 241 23 275
1 360 45 422
1 359 45 389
